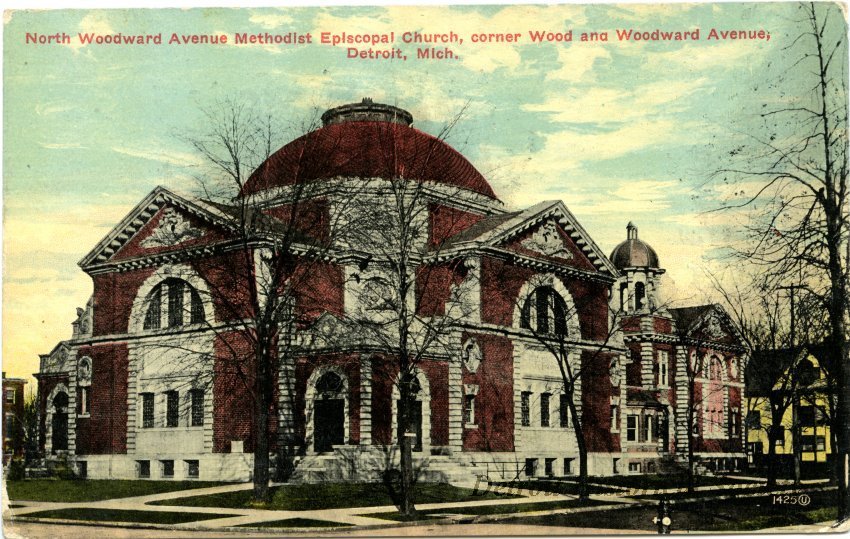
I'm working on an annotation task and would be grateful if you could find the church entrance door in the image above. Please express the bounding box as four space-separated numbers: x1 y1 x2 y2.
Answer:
51 392 69 453
314 399 344 453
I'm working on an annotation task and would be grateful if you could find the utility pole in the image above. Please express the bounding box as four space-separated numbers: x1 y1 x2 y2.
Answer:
779 284 805 485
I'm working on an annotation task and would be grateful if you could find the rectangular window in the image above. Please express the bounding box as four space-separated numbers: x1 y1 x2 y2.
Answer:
77 461 87 479
817 436 826 451
731 407 740 435
611 405 619 431
559 394 570 428
168 281 184 328
166 391 179 427
627 415 638 442
186 460 199 478
463 395 475 425
544 458 555 477
5 389 15 404
563 458 573 475
190 293 205 324
775 426 785 446
141 393 154 428
801 435 815 452
138 460 150 478
144 287 161 330
524 458 537 477
642 415 653 443
540 393 550 427
747 410 761 429
798 406 816 428
190 389 204 427
161 460 174 478
628 462 641 473
521 392 531 427
657 350 669 386
78 387 91 415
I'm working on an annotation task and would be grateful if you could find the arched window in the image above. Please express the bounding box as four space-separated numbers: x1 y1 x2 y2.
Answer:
706 356 724 436
619 283 628 312
635 282 646 310
315 372 344 397
520 286 568 336
143 278 205 330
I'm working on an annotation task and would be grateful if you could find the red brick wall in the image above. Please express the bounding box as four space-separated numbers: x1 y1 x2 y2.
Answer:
294 355 361 446
428 204 484 247
264 199 330 242
291 261 344 322
213 332 257 453
75 343 128 454
416 262 467 317
91 269 155 336
480 257 610 341
368 357 448 447
582 351 617 452
462 333 514 452
654 317 673 334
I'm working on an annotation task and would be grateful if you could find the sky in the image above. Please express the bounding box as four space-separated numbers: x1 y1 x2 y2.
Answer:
2 3 840 381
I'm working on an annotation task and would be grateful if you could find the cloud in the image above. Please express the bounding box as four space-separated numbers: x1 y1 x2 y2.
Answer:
545 45 611 83
112 146 205 168
248 12 295 30
39 142 85 150
523 78 707 124
64 11 115 52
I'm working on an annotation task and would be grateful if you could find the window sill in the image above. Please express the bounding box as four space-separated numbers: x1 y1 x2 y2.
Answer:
77 413 90 418
138 426 205 432
464 424 478 430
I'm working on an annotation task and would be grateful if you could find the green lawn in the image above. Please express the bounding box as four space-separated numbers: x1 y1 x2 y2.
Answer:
19 508 235 525
152 482 515 511
366 497 608 521
238 518 352 528
6 479 227 502
503 489 839 532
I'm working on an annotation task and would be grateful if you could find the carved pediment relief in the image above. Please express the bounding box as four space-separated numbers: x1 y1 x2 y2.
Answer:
141 208 203 248
521 221 573 259
704 313 728 340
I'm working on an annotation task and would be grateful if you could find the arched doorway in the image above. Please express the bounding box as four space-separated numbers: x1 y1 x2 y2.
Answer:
313 372 345 453
51 392 69 453
398 375 423 452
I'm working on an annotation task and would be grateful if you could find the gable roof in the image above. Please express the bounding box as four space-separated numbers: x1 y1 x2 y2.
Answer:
79 186 239 270
745 347 803 396
440 200 619 276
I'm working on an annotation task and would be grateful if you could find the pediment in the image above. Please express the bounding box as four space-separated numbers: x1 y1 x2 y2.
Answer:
501 219 597 271
80 187 235 270
439 201 619 276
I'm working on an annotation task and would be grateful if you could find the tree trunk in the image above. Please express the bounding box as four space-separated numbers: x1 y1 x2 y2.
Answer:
252 349 271 502
397 382 416 517
766 423 780 488
567 395 588 500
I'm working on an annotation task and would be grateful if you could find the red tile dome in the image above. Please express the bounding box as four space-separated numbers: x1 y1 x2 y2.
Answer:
240 100 497 199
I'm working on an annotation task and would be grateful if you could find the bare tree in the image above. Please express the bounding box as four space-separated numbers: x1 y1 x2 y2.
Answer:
515 291 624 500
175 98 358 501
712 1 848 519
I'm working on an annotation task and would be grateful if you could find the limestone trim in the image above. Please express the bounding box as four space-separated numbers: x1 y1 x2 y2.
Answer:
304 365 351 454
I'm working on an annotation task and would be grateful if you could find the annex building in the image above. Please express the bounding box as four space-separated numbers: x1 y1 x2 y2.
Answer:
36 100 747 482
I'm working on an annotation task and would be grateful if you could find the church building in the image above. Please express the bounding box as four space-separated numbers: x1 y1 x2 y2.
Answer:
35 99 747 482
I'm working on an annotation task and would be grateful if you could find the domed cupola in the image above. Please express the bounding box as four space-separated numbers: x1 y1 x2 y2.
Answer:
240 98 499 202
610 222 660 270
610 223 665 314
